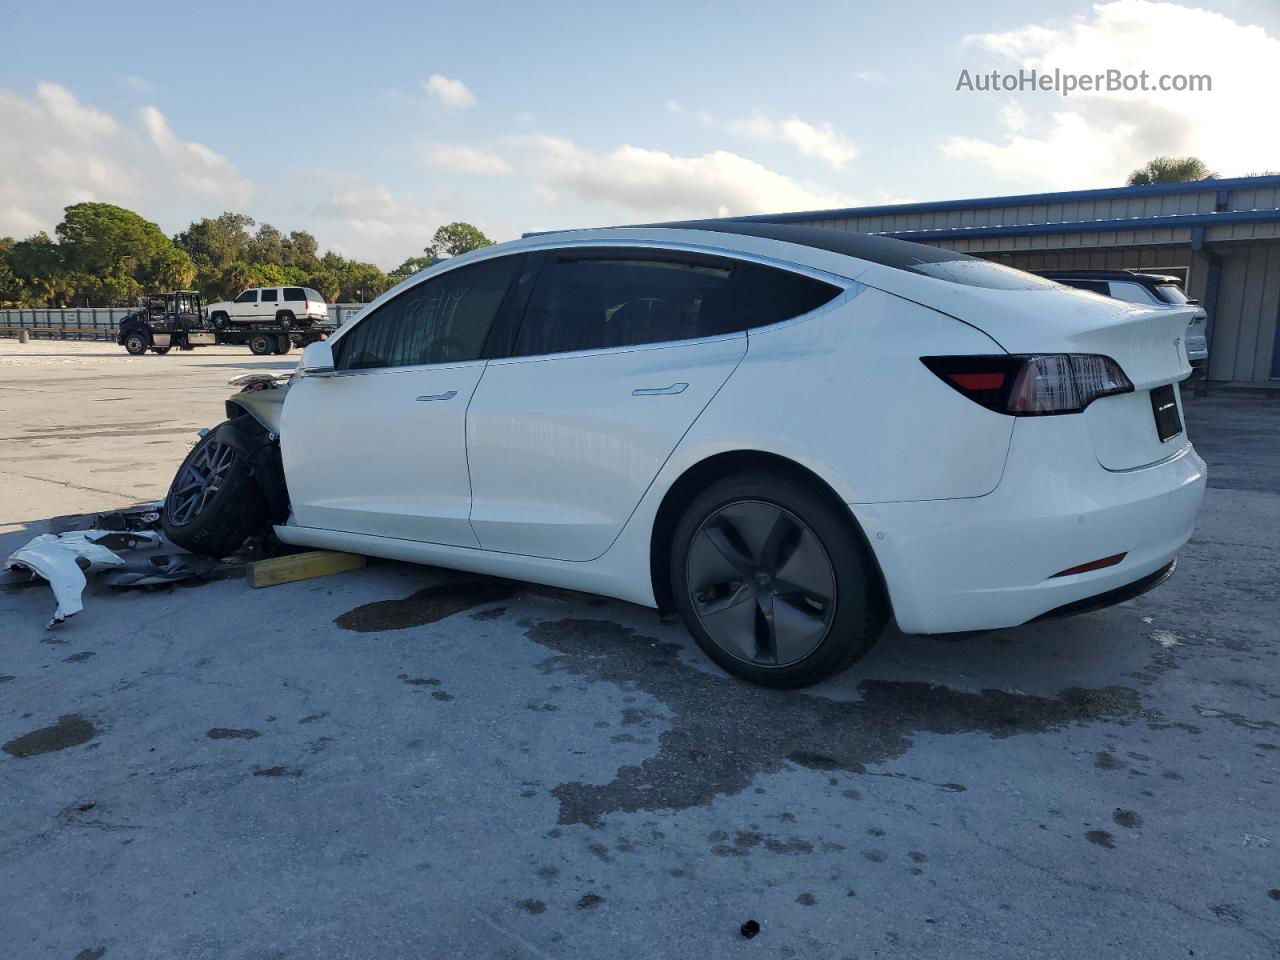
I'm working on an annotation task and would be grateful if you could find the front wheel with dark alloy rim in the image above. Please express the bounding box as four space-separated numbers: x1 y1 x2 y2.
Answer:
161 424 269 557
670 471 886 688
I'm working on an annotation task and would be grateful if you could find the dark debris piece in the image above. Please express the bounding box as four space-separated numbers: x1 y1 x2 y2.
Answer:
740 919 761 939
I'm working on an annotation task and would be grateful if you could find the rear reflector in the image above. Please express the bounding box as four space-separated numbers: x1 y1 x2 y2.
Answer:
1050 553 1127 578
922 354 1133 415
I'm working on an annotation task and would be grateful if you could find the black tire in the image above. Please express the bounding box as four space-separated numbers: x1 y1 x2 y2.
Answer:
123 331 149 355
276 311 294 330
248 333 274 355
273 335 291 355
670 470 886 688
151 346 171 355
162 426 269 557
211 311 229 329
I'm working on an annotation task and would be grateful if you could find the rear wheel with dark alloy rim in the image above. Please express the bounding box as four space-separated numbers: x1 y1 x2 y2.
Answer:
161 425 269 557
671 471 886 688
248 334 273 355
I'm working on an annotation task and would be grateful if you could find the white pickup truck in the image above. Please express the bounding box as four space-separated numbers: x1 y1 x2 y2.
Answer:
207 286 328 328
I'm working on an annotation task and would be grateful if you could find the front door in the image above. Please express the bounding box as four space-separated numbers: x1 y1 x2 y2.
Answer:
280 254 528 545
258 288 280 323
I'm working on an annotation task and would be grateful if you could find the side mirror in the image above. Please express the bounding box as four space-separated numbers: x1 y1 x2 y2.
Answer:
300 340 335 377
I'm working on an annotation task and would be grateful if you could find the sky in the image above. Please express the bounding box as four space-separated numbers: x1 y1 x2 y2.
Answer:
1 0 1278 269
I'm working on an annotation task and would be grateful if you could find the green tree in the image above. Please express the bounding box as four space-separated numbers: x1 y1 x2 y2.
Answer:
284 230 320 270
424 221 492 260
1127 156 1218 186
388 255 436 284
175 213 255 270
56 202 173 278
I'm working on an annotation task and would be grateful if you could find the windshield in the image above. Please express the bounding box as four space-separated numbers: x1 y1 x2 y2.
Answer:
1154 283 1190 304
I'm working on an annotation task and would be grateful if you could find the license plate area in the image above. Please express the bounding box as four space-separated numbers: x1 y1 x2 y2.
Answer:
1150 384 1182 442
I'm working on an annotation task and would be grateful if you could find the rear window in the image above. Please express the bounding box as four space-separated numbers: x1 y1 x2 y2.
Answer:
304 288 326 303
909 259 1061 290
1155 283 1189 305
283 288 305 301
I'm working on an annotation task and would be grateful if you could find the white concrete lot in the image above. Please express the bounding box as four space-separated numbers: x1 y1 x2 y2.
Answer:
1 340 1278 959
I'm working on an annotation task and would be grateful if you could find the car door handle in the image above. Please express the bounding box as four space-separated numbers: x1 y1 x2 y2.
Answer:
632 382 688 396
416 390 458 402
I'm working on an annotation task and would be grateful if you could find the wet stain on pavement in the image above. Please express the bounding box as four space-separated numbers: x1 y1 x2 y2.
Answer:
576 893 604 910
63 651 95 663
3 714 96 758
334 580 519 633
253 766 303 778
526 618 1147 827
516 898 546 914
0 675 14 683
1086 829 1116 848
398 674 440 687
1112 808 1141 828
207 728 260 740
72 949 106 960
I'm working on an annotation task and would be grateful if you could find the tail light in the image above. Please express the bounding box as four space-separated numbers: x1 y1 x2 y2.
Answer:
921 355 1133 415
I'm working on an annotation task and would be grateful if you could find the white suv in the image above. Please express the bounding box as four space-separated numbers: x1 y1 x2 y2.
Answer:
207 287 328 328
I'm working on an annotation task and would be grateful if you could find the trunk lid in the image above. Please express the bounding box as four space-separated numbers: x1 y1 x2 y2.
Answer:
858 267 1195 469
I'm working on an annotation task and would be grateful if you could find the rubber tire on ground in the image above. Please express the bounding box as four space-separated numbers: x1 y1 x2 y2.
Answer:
273 335 291 355
248 334 274 355
669 470 887 688
161 425 270 558
123 332 149 355
151 346 171 355
211 312 229 329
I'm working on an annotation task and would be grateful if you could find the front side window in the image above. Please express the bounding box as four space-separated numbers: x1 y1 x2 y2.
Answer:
283 288 305 301
260 288 278 302
234 290 257 304
334 254 523 371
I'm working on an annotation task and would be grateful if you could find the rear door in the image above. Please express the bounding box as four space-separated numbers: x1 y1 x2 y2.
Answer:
466 248 842 561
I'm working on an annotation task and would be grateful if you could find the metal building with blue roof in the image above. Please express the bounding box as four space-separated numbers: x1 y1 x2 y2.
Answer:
741 175 1280 386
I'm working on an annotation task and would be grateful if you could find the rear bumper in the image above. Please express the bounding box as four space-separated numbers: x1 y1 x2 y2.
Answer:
854 416 1206 634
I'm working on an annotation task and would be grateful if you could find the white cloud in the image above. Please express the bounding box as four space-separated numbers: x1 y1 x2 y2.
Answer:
945 0 1280 187
419 142 511 174
675 105 859 170
508 134 852 219
423 74 476 110
305 173 516 267
0 81 252 240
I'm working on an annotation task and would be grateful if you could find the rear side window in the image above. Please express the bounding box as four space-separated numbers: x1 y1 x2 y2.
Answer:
334 254 524 371
510 252 841 357
260 289 278 302
283 288 305 301
726 263 841 331
1059 279 1111 295
234 290 257 303
304 288 326 303
1107 281 1160 305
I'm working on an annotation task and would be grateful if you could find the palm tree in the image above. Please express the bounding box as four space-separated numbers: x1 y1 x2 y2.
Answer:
1127 156 1218 186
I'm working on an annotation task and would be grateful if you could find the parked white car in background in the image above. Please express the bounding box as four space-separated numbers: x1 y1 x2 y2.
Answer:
206 286 328 328
162 222 1206 687
1034 269 1210 368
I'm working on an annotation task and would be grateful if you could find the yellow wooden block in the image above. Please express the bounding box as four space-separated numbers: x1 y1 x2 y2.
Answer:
247 550 366 588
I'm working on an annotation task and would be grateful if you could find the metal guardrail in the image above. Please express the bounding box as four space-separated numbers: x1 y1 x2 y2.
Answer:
0 304 368 340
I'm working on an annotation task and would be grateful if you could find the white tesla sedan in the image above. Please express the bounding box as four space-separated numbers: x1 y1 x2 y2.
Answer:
163 221 1206 687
